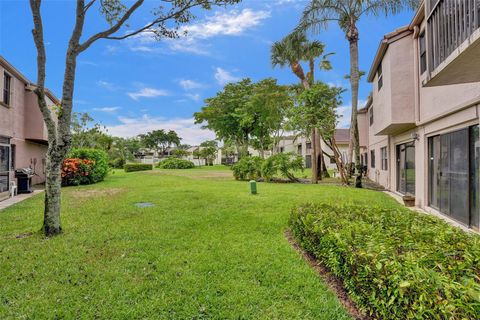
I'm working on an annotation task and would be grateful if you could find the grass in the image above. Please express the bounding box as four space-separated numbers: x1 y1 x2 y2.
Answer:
0 166 401 319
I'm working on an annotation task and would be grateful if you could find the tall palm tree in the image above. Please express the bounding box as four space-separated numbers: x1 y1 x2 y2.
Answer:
296 0 418 188
271 32 332 183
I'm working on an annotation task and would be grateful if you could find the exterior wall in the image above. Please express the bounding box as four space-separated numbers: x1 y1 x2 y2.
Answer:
360 11 480 230
0 57 53 199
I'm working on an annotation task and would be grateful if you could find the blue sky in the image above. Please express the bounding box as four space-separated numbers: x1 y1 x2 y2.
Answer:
0 0 415 145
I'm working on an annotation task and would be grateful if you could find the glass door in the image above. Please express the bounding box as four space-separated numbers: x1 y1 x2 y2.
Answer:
397 142 416 195
428 128 471 226
0 137 10 200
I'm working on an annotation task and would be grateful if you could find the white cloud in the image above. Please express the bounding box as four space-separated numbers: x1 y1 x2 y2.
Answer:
214 67 240 86
185 93 201 102
96 80 117 91
128 8 270 55
93 107 121 113
179 79 204 90
127 87 169 100
105 115 215 145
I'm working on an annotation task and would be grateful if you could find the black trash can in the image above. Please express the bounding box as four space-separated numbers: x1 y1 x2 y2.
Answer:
15 168 34 194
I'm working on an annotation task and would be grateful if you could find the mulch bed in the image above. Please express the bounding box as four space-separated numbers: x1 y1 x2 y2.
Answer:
285 230 370 320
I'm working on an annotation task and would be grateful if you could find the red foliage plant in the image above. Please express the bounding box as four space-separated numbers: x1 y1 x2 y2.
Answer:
61 158 95 186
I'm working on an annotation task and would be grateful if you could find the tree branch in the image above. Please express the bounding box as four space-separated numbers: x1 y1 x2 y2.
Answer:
78 0 144 52
29 0 57 137
83 0 97 13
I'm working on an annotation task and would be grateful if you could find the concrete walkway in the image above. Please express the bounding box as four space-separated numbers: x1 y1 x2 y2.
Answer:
0 187 44 211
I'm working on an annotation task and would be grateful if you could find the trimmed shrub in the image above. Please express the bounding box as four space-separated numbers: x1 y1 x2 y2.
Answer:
124 163 153 172
289 203 480 319
63 148 108 185
231 156 263 181
157 157 195 169
262 152 304 182
109 157 125 169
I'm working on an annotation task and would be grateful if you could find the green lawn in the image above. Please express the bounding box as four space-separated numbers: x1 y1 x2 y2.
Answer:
0 167 400 319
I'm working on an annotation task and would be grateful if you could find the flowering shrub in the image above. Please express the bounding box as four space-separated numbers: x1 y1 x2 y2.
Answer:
62 148 109 185
61 158 95 186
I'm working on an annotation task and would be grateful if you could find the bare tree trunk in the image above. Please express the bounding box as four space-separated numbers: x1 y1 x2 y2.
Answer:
325 138 349 185
348 26 362 188
314 128 322 181
310 129 318 184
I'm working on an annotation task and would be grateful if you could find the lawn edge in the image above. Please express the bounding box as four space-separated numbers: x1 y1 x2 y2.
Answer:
284 230 370 320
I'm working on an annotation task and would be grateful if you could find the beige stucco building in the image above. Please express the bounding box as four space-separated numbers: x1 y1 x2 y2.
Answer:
0 56 58 201
359 1 480 230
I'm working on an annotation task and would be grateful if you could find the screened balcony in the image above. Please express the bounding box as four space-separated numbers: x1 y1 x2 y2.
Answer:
425 0 480 86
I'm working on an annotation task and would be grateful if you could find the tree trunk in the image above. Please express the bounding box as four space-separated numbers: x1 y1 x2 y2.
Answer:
314 128 322 180
348 27 362 188
310 129 318 184
43 146 63 235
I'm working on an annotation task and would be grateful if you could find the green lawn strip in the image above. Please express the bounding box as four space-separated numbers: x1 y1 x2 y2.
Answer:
0 168 398 319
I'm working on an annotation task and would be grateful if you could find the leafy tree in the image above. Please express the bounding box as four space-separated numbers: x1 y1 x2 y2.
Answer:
140 129 181 157
194 79 255 158
271 32 332 183
109 136 142 163
171 149 189 158
71 112 113 151
196 140 218 166
296 0 418 187
243 78 292 158
29 0 240 236
291 82 349 184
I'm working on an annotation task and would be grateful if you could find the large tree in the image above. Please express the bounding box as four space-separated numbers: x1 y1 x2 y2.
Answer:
271 32 331 183
296 0 418 187
292 82 348 184
194 79 255 157
140 129 181 157
71 112 113 151
29 0 240 236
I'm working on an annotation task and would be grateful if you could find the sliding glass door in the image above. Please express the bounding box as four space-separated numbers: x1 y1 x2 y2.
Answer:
0 137 10 200
428 126 479 227
397 141 416 195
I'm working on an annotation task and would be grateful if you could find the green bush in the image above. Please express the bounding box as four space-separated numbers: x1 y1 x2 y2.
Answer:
231 156 263 181
157 157 195 169
109 157 125 169
289 203 480 319
262 152 304 182
67 148 109 184
124 163 153 172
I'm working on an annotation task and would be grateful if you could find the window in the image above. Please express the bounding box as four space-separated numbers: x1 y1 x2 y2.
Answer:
377 63 383 91
279 147 284 153
297 144 302 155
306 142 312 150
364 152 368 167
370 150 376 168
3 72 11 106
381 146 388 170
369 107 374 126
419 31 427 74
0 137 10 195
330 157 336 164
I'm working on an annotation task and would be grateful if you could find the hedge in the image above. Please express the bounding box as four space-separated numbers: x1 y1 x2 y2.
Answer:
124 163 153 172
157 157 195 169
289 203 480 319
63 148 109 185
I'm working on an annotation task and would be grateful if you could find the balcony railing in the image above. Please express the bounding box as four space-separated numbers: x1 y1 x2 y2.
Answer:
427 0 480 72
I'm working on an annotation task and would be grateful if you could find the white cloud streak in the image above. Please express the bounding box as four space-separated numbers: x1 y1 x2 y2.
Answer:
214 67 240 86
127 87 169 100
128 8 270 55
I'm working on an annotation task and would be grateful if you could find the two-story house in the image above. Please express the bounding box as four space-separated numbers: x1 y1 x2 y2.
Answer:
0 55 59 201
360 0 480 230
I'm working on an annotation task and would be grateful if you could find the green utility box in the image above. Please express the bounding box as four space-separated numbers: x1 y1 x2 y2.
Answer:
249 180 257 195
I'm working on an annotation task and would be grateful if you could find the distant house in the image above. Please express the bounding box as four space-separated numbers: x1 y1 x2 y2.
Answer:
276 129 361 170
0 56 59 201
